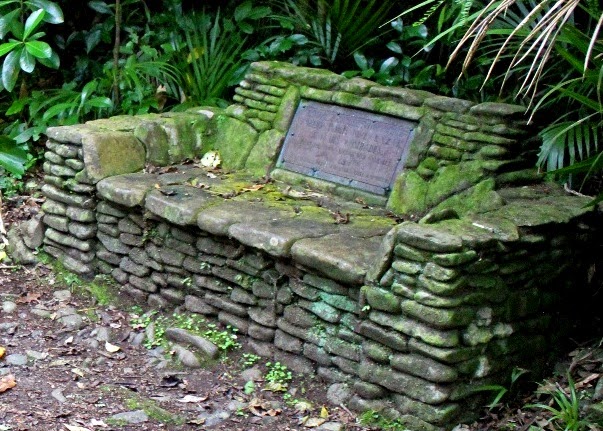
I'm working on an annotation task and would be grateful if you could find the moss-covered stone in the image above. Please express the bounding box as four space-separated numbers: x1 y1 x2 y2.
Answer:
203 115 258 169
373 100 424 121
332 92 379 111
363 286 401 313
81 131 146 182
134 120 170 165
432 250 477 267
425 161 486 209
244 129 285 176
362 340 393 363
299 86 334 102
400 300 474 329
387 171 428 216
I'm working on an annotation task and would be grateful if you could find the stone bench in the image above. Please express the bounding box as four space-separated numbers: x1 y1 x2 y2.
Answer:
40 61 600 431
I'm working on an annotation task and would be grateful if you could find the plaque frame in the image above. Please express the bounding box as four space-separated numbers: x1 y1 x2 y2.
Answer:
276 101 416 195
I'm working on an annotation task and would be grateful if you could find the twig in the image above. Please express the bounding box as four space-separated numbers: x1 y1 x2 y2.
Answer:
339 403 355 419
564 183 591 198
0 190 8 248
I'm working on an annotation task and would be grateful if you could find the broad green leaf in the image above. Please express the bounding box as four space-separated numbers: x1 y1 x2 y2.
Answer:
247 6 271 20
88 1 113 15
379 57 399 73
86 96 112 108
234 1 252 22
27 0 64 24
84 29 101 53
353 51 368 70
19 47 35 73
36 49 59 68
42 101 76 121
25 40 51 58
0 135 27 175
24 9 46 40
0 10 20 39
0 41 20 56
386 41 402 54
6 98 27 115
2 48 21 91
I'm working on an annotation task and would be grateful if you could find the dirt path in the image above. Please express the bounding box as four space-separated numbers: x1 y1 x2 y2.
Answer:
0 264 364 431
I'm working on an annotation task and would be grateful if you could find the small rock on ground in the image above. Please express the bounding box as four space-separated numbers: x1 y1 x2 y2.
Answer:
171 344 201 368
196 410 230 428
5 354 28 366
2 301 17 314
53 290 72 302
108 410 149 424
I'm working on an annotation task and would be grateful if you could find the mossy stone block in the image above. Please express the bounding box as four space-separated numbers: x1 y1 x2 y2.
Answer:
205 114 258 169
363 286 401 313
387 171 428 216
81 131 145 182
134 120 170 165
273 86 300 133
244 129 285 176
425 161 486 209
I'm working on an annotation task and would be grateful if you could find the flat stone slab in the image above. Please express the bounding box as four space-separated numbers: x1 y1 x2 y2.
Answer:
145 185 217 226
97 173 158 208
291 234 384 284
197 200 297 236
229 217 339 257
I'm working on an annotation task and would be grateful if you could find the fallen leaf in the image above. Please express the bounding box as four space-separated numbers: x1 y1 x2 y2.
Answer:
0 374 16 393
88 419 107 427
187 418 206 425
16 292 41 304
176 394 208 403
71 368 85 378
64 425 92 431
320 406 329 418
294 400 313 413
304 417 326 428
0 346 5 359
330 211 350 224
64 336 74 345
262 381 288 392
104 342 121 353
242 184 265 192
206 172 217 179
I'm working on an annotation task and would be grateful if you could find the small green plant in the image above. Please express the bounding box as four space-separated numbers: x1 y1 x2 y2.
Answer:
473 367 530 410
265 361 292 384
171 312 204 332
242 353 260 367
203 323 240 351
527 376 587 431
358 410 407 430
62 272 81 288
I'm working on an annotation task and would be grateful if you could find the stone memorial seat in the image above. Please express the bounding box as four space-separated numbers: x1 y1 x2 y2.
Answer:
40 61 600 431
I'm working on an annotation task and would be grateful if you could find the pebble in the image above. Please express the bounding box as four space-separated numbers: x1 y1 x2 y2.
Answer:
53 290 72 302
2 301 17 314
108 410 148 424
195 410 230 427
95 327 111 342
5 354 28 366
51 388 67 403
240 366 262 382
316 422 345 431
130 332 145 346
59 314 85 330
0 322 18 334
26 350 48 361
171 344 201 368
30 305 52 318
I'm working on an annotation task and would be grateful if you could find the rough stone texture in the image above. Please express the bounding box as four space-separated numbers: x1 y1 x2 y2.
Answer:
39 61 600 431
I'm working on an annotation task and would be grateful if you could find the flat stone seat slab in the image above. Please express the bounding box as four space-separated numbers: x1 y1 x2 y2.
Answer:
145 185 218 226
97 173 158 208
291 233 385 285
156 165 209 186
196 200 298 236
229 216 340 257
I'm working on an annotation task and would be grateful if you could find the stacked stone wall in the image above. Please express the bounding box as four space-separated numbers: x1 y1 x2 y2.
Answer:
41 137 97 275
89 195 597 431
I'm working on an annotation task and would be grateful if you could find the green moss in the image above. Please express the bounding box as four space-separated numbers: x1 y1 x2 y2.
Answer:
204 115 258 169
387 170 428 216
425 161 486 209
244 129 285 176
125 394 185 425
363 286 401 313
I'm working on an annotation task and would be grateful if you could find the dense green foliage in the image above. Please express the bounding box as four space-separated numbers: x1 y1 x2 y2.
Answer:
0 0 601 197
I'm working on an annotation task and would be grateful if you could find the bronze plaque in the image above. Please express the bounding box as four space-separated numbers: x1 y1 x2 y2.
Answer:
277 101 415 195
